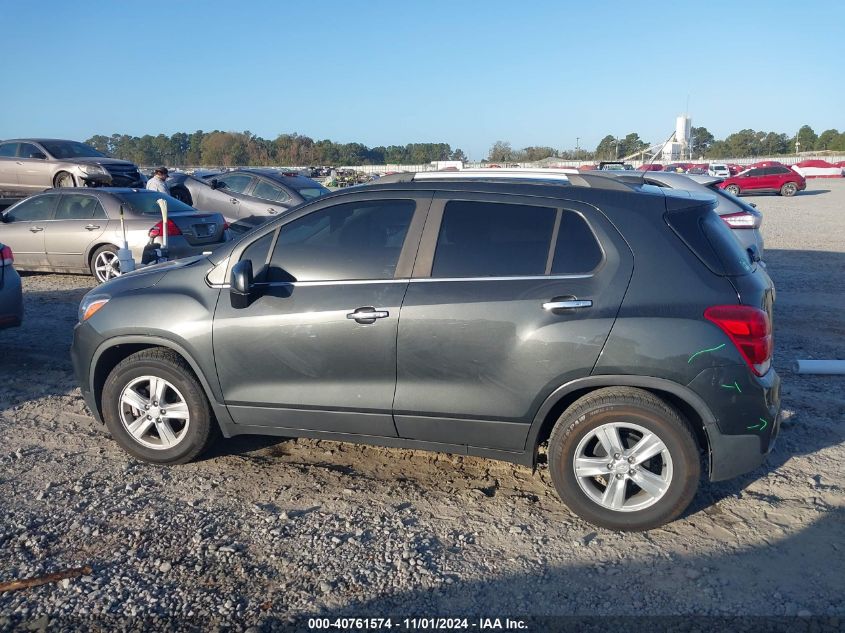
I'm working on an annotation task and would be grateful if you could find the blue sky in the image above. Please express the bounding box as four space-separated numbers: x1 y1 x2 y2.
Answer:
1 0 843 160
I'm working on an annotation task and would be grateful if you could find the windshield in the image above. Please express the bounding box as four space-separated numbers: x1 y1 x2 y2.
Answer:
115 191 197 215
40 141 106 159
290 184 331 200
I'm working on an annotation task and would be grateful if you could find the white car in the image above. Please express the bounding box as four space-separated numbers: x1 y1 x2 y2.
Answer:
708 163 730 178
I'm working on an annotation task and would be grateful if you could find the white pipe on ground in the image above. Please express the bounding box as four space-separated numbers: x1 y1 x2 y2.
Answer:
793 360 845 375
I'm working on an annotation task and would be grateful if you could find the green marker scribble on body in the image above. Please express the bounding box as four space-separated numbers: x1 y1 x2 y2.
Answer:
720 382 742 393
747 418 769 431
688 343 726 364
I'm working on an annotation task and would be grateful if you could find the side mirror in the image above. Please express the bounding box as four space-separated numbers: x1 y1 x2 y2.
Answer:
28 152 47 160
210 178 225 190
230 260 254 309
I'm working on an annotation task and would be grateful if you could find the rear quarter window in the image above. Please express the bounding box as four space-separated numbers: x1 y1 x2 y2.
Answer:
665 205 754 276
551 210 604 274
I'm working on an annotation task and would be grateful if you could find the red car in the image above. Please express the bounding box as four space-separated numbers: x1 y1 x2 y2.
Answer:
719 164 806 197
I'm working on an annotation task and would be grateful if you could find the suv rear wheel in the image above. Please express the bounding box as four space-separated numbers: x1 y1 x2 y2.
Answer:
725 184 741 196
102 348 218 464
780 182 797 197
547 387 700 531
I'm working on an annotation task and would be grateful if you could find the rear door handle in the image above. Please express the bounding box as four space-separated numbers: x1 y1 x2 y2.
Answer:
29 226 44 233
543 298 592 311
230 198 239 204
268 208 277 214
346 307 389 324
85 224 100 230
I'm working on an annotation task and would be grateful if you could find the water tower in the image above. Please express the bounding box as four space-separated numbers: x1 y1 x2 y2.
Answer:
662 115 692 160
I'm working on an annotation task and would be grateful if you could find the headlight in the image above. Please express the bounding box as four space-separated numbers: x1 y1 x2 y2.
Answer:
79 164 107 176
79 294 110 322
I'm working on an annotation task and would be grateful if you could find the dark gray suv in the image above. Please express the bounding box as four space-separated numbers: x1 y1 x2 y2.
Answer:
71 172 781 531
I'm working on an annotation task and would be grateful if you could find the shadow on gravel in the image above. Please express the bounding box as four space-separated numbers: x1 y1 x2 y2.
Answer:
296 508 844 624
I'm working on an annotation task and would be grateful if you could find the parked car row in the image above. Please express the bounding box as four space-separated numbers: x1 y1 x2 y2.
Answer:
0 189 230 282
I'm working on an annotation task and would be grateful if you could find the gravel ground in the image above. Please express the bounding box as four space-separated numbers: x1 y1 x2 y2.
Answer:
1 180 843 630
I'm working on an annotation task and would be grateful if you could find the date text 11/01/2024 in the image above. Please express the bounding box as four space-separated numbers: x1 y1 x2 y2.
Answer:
307 618 528 630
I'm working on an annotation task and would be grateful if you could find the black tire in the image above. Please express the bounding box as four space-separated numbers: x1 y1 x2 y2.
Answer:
725 184 741 196
780 182 797 197
102 348 219 464
89 244 121 283
53 171 75 188
547 387 700 531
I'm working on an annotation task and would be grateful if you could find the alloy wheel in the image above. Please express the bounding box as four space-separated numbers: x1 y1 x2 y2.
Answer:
94 251 121 282
572 422 673 512
119 375 191 450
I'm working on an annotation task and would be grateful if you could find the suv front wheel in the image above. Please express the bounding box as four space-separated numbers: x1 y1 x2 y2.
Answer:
547 387 700 531
102 348 218 464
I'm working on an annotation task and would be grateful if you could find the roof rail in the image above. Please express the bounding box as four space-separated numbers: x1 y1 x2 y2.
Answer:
373 168 634 191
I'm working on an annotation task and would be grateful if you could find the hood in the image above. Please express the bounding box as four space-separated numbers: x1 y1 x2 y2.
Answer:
73 157 138 167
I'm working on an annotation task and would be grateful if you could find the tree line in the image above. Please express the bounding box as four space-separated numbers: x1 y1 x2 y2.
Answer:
84 124 845 167
488 124 845 162
85 131 467 167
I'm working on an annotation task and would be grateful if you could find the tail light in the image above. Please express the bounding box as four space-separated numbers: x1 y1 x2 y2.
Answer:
705 305 772 376
1 245 13 266
720 211 761 229
148 219 182 238
223 221 229 231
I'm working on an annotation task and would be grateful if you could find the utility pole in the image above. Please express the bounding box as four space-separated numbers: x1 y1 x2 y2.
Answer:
576 137 580 159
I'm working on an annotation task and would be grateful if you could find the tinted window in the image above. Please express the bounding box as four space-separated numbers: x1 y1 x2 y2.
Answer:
39 141 105 159
116 191 197 216
745 169 765 177
217 174 253 194
54 194 107 220
267 200 415 282
5 196 55 222
287 180 331 200
0 143 18 158
17 143 42 159
552 211 603 274
253 180 291 203
432 201 555 278
295 187 330 201
771 166 791 174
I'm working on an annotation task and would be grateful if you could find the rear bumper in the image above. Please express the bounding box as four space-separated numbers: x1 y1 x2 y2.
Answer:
687 365 781 481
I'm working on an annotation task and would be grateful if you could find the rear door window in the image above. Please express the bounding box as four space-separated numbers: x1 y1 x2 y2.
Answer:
267 199 416 282
252 180 292 203
17 143 42 159
55 194 107 220
431 201 556 278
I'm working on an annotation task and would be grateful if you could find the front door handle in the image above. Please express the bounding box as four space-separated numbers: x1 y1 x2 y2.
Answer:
268 208 277 214
29 226 44 233
543 298 592 311
84 224 101 230
346 307 389 324
230 198 239 204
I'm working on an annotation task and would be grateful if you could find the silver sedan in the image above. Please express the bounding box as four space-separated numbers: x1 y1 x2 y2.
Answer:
0 188 230 283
